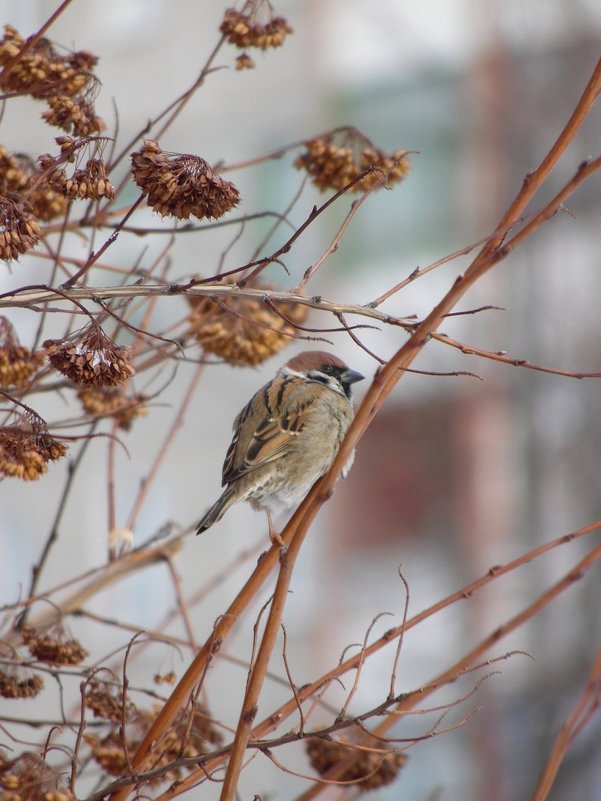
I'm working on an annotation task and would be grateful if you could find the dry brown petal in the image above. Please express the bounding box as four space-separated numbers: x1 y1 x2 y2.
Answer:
0 24 100 129
0 432 46 480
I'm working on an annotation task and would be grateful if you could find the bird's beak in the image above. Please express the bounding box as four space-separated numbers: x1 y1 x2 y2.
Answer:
342 368 364 385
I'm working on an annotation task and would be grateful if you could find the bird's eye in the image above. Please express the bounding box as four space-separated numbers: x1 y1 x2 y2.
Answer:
322 365 333 374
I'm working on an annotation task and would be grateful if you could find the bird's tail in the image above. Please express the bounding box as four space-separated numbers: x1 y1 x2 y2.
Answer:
196 488 238 534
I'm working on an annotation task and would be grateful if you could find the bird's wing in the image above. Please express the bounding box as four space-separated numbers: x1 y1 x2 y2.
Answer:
221 376 313 485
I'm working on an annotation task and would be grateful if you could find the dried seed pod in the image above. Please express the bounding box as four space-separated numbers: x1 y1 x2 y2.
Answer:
306 737 408 791
84 677 137 722
0 146 30 194
235 52 255 70
43 321 135 387
42 94 106 137
77 387 147 430
295 129 411 193
22 624 88 666
188 280 308 366
0 665 44 699
45 155 115 201
86 702 222 784
0 751 74 801
0 317 44 389
0 195 41 260
131 140 240 220
0 25 97 96
0 145 69 221
220 4 293 51
0 413 67 481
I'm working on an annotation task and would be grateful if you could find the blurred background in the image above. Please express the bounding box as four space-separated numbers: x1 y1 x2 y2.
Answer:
1 1 601 799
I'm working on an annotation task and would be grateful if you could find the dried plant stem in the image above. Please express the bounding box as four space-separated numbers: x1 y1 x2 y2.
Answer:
291 540 601 801
530 647 601 801
293 172 385 292
7 538 184 638
0 282 415 324
144 521 601 800
125 362 204 531
74 515 596 801
58 55 601 800
61 194 145 288
219 548 295 801
24 425 97 607
432 331 601 378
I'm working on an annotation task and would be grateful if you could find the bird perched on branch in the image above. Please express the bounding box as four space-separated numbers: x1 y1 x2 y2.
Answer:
196 350 364 544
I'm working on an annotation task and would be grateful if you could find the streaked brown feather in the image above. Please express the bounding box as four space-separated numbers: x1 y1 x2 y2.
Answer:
221 376 319 485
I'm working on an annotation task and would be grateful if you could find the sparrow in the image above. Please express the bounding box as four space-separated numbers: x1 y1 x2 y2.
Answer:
196 350 364 543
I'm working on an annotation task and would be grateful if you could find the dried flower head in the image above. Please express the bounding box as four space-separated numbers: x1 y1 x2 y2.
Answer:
37 135 114 205
43 321 135 387
77 387 147 430
295 128 411 193
46 157 115 201
306 738 408 791
22 624 87 666
153 671 176 685
131 140 240 220
86 702 222 783
0 25 104 138
0 751 74 801
0 147 67 222
188 282 308 366
0 26 97 98
220 4 293 50
0 195 41 261
0 664 44 699
42 93 106 137
84 677 137 722
0 317 44 389
0 147 30 194
0 412 67 481
235 52 256 70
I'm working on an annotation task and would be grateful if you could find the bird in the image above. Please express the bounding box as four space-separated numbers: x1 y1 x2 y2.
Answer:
196 350 364 544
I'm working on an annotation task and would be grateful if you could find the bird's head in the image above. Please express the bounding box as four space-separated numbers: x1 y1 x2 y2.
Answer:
281 351 364 399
